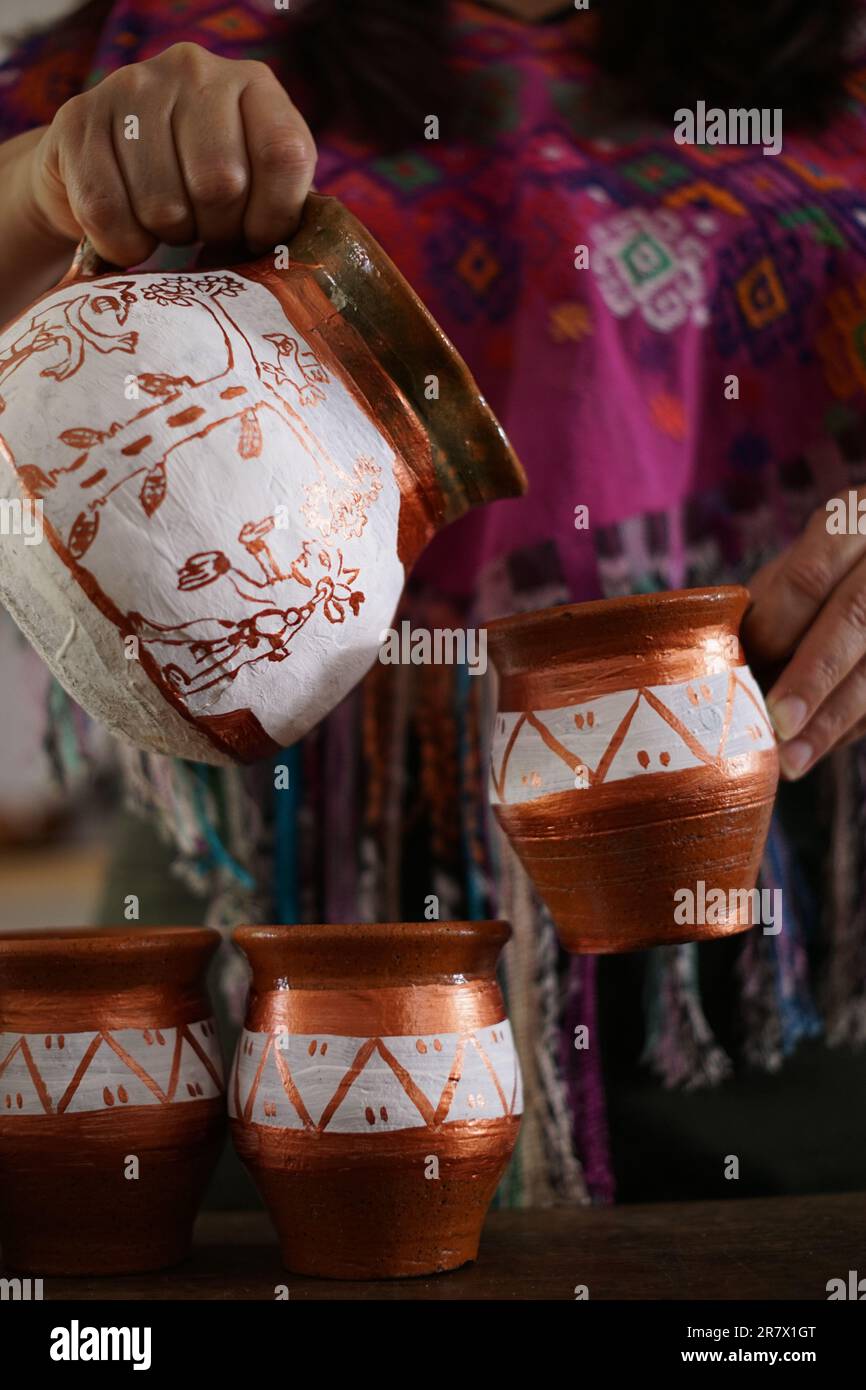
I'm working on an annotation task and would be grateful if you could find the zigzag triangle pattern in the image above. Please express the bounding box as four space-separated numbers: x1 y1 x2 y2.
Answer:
490 667 774 805
228 1021 522 1134
0 1019 224 1116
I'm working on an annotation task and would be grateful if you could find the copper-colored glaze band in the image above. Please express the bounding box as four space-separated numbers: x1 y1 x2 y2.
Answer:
486 587 747 665
495 760 777 954
0 986 212 1034
0 1096 224 1140
494 754 779 833
0 1100 226 1276
498 646 745 712
231 1114 520 1169
245 980 506 1036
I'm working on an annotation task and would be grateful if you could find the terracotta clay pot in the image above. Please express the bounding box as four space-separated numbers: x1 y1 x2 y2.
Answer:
0 194 525 764
486 587 780 953
0 927 225 1274
230 921 522 1279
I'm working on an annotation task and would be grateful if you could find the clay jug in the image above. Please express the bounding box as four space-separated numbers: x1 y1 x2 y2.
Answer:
486 586 779 952
230 921 522 1278
0 194 525 763
0 927 225 1274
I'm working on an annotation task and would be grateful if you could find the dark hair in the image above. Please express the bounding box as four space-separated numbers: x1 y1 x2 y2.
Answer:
289 0 457 146
310 0 859 141
24 0 862 143
594 0 859 129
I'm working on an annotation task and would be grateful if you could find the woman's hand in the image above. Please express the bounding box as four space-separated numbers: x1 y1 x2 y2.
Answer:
743 487 866 779
25 42 317 267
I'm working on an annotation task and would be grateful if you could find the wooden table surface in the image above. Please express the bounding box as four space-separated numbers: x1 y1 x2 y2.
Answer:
34 1191 865 1300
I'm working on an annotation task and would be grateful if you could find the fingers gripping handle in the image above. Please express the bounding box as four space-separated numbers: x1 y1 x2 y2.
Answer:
60 193 323 284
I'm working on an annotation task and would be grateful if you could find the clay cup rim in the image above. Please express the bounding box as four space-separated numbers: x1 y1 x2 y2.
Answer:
234 920 509 948
0 927 221 997
484 585 750 676
233 920 510 988
0 926 219 961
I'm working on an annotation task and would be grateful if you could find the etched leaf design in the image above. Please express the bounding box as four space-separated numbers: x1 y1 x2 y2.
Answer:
140 464 167 517
299 350 328 384
15 465 52 494
137 372 188 397
289 563 312 588
177 550 230 591
59 427 104 448
68 510 99 558
238 409 262 459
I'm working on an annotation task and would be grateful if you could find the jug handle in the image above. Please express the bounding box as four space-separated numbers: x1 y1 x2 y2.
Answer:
57 192 327 285
57 237 124 286
56 236 273 285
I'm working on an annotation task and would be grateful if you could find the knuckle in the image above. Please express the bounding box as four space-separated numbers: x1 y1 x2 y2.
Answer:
162 41 214 71
241 58 277 84
840 585 866 637
256 131 316 177
186 164 248 205
809 647 844 698
784 551 835 609
813 701 847 743
76 186 128 226
107 64 149 99
53 93 88 134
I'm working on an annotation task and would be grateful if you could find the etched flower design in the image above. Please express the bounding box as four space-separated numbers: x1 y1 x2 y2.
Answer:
198 273 246 299
141 278 197 307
